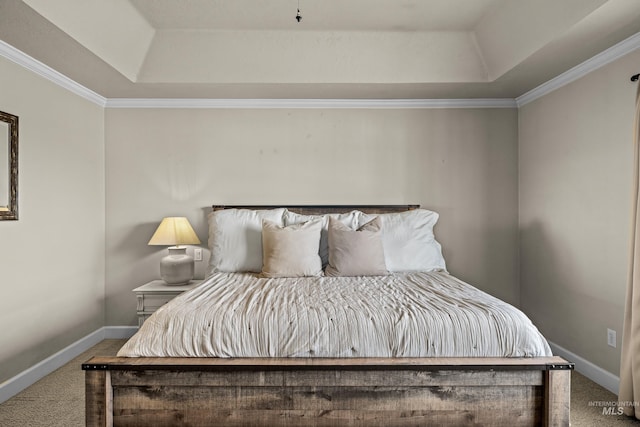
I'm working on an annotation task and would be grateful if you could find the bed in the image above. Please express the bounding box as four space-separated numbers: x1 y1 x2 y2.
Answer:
83 205 573 426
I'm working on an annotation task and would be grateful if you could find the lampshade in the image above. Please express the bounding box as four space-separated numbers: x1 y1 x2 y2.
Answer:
149 217 201 285
148 217 201 246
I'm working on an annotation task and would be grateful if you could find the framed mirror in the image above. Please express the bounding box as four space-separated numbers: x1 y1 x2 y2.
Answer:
0 110 18 220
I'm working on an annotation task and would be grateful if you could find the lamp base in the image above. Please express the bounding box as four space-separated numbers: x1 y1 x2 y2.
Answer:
160 246 194 285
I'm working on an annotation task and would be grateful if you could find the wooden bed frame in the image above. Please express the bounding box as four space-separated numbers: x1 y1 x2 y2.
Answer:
83 205 573 426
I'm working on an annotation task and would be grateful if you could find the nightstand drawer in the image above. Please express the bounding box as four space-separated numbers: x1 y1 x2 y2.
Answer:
137 293 180 311
133 279 203 326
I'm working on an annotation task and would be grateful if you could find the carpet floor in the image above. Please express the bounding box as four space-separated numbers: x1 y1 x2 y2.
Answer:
0 339 638 426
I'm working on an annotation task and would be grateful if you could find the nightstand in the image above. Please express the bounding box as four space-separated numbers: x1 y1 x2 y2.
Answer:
133 279 203 327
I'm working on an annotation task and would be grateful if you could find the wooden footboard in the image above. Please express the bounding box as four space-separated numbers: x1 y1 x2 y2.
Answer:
83 356 572 427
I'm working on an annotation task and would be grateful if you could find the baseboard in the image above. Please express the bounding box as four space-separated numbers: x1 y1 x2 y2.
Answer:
0 326 137 404
549 341 620 395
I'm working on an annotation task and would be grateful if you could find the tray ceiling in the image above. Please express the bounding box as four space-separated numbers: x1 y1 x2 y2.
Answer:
1 0 640 99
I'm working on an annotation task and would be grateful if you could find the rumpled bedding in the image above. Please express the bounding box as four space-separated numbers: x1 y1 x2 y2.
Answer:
118 271 551 358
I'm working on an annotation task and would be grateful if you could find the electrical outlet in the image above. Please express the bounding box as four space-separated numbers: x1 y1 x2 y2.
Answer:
607 328 616 348
194 248 203 262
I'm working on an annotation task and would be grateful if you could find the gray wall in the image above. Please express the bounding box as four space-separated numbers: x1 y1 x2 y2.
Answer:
518 49 640 375
104 107 519 326
0 56 105 383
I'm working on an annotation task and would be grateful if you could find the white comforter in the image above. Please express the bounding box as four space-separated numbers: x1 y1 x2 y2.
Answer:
118 271 552 358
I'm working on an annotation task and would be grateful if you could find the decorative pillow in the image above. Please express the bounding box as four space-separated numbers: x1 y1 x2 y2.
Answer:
207 208 286 275
359 209 446 272
284 210 360 266
325 216 388 277
261 219 323 278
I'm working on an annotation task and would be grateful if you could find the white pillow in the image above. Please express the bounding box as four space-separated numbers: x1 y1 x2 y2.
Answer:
261 219 323 278
284 210 360 266
325 216 389 277
359 209 447 272
207 208 286 274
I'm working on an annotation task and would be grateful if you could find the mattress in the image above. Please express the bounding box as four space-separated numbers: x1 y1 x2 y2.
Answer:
117 271 552 358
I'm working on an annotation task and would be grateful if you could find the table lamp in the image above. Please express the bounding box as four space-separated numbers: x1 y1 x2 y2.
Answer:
148 217 201 285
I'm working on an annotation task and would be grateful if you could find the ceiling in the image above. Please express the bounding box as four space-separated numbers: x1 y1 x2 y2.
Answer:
1 0 640 99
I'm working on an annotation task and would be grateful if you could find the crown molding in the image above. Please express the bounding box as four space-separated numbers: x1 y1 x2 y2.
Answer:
4 29 640 110
0 40 106 107
0 40 514 109
0 39 510 109
516 31 640 107
105 97 517 109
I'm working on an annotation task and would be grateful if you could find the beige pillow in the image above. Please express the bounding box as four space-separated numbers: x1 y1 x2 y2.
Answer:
284 210 361 266
325 216 388 277
261 219 323 278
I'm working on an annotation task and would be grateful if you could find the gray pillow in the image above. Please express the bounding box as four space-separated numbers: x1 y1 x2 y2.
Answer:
325 216 388 277
208 208 286 275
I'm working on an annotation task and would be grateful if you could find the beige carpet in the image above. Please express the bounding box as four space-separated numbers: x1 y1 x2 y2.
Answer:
571 368 640 426
0 339 639 426
0 340 125 427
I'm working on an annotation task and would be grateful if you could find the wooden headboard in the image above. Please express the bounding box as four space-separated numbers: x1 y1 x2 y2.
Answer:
212 205 419 215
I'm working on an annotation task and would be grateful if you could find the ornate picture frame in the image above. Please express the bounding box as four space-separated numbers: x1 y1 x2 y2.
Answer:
0 110 18 220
